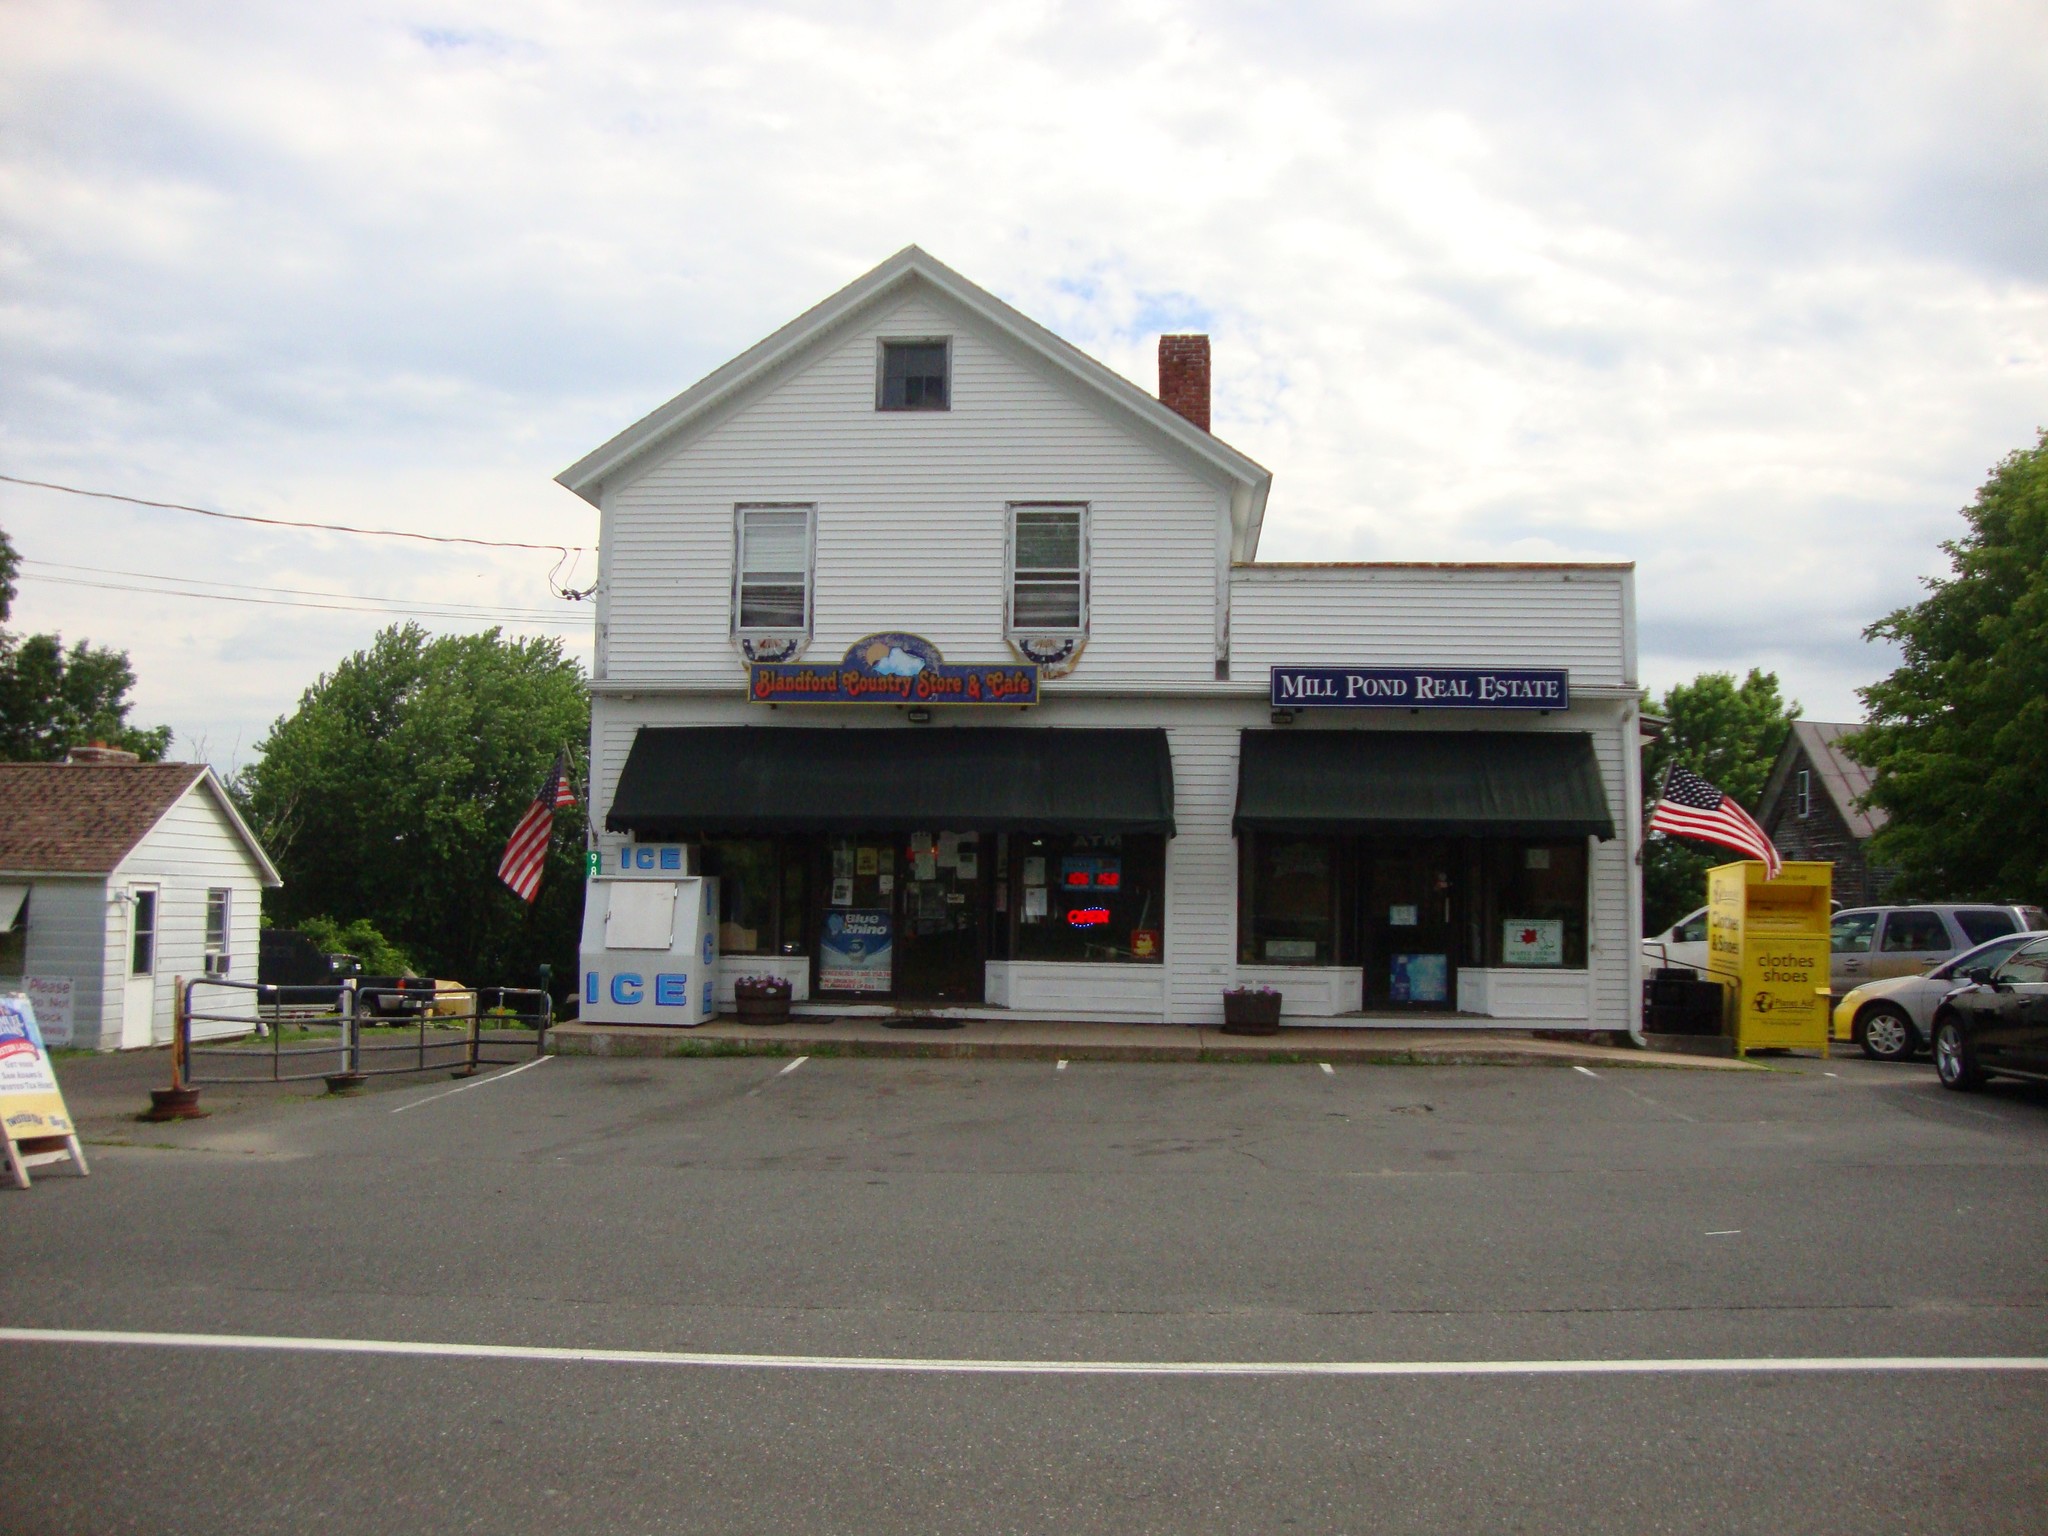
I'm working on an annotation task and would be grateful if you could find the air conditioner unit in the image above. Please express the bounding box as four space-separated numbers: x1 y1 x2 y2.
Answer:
203 951 231 976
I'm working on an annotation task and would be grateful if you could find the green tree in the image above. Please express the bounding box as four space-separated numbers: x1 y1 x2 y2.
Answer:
1642 668 1799 934
294 915 414 977
1850 432 2048 902
236 623 589 988
0 524 173 762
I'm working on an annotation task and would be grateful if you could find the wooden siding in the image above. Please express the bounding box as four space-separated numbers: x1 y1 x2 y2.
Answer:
599 290 1231 691
110 787 272 1045
15 876 111 1049
590 691 1640 1031
1228 567 1633 689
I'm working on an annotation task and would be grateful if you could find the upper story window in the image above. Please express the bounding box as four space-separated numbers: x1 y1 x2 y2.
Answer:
878 339 950 411
1795 768 1812 819
733 504 814 635
1007 504 1088 634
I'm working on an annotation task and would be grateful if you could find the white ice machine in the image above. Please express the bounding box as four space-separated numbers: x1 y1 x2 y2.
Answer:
579 846 718 1026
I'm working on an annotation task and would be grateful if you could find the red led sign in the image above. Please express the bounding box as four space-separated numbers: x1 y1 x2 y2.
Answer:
1094 869 1120 889
1065 907 1111 928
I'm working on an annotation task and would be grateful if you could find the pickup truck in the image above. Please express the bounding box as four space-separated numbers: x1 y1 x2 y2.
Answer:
354 975 437 1020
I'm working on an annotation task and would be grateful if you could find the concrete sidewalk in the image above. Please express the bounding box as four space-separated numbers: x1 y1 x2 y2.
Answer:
550 1017 1760 1069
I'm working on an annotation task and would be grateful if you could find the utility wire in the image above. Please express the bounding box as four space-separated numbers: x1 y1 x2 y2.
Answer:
0 472 599 599
26 572 590 627
22 557 570 621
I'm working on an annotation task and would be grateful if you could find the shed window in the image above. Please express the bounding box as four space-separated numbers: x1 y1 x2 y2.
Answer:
1795 769 1812 819
205 888 231 951
733 505 813 634
1008 504 1087 634
878 340 949 410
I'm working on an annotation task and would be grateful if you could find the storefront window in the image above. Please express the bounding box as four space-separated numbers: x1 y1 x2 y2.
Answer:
1479 840 1588 968
1239 833 1339 964
703 838 809 955
1010 833 1164 963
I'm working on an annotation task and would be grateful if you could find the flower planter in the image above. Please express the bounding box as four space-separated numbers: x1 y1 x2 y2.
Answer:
1221 990 1282 1035
734 980 793 1025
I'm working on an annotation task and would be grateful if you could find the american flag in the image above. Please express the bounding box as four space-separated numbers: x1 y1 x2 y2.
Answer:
498 750 577 902
1649 765 1782 878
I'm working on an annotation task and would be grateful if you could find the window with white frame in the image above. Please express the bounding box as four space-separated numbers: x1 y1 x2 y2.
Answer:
205 888 231 951
1796 768 1812 819
733 505 814 636
1007 504 1087 634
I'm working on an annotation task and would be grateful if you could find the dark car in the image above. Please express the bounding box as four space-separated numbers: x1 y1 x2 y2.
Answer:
1932 935 2048 1092
257 929 361 1007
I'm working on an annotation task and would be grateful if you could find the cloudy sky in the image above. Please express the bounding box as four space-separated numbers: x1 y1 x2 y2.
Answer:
3 0 2044 769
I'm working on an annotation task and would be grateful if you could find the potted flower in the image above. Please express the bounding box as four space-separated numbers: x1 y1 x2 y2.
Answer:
733 975 793 1024
1222 985 1282 1036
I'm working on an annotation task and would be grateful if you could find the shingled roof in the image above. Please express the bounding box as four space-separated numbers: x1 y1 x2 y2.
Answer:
0 762 277 878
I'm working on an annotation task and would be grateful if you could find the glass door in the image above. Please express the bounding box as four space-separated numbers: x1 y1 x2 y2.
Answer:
817 834 896 997
894 830 985 1002
1363 840 1458 1010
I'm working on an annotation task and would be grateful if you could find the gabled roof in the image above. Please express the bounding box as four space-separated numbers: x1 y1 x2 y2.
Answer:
556 245 1274 556
0 763 283 884
1759 721 1888 840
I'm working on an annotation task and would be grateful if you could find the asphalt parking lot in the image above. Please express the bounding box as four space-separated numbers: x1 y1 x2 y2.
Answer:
4 1050 2044 1534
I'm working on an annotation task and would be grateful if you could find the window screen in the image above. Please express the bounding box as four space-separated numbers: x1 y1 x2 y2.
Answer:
1010 506 1084 632
1880 911 1949 952
879 341 949 410
736 506 811 632
1955 909 2018 946
205 888 231 951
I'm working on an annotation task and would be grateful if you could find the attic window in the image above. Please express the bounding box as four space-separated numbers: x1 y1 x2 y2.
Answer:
1796 768 1812 819
878 340 949 411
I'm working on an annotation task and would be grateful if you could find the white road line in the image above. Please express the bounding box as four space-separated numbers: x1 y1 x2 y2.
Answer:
1319 1062 1335 1075
389 1055 551 1114
1824 1071 1838 1078
3 1328 2042 1379
1056 1060 1068 1071
777 1056 809 1077
1705 1230 1742 1237
1573 1065 1599 1078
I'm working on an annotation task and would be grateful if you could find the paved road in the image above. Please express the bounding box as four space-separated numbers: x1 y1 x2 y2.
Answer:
4 1052 2044 1533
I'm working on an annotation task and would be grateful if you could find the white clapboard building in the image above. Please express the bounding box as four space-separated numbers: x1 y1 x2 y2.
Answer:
561 247 1642 1030
0 750 281 1049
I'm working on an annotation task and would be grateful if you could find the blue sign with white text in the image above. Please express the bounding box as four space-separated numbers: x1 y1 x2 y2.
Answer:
1271 666 1569 710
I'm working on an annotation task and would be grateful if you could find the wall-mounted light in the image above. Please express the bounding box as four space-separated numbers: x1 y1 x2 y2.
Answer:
907 707 933 724
1270 709 1295 726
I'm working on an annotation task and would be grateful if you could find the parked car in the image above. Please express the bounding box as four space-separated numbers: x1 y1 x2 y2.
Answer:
1830 904 2047 996
355 974 436 1020
1642 907 1711 977
1931 935 2048 1091
1830 930 2047 1061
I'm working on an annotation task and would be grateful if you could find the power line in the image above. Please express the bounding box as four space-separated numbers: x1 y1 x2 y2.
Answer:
0 473 590 555
25 572 591 628
22 557 571 621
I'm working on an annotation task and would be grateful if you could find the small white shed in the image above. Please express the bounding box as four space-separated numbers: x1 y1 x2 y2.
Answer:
0 751 282 1050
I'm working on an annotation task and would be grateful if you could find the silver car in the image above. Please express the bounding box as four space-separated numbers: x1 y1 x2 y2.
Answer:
1831 930 2048 1061
1830 904 2046 996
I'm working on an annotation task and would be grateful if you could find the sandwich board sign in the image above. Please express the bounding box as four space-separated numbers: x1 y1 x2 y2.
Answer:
1 993 88 1189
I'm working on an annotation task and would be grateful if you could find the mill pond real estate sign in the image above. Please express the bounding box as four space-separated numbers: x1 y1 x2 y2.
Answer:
1271 666 1570 710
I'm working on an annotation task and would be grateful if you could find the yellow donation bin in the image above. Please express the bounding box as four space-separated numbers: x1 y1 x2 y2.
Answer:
1705 861 1833 1055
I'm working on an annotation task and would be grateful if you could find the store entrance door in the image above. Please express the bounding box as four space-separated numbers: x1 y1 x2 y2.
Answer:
1362 840 1459 1010
894 831 985 1003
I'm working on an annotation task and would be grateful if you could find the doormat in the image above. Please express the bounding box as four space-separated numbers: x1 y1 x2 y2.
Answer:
880 1017 967 1030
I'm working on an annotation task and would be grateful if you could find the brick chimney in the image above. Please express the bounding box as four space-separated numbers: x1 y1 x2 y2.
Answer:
65 743 141 765
1158 334 1210 433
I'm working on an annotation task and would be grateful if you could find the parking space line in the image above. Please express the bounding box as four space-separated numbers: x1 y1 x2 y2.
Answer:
1572 1065 1599 1078
389 1055 551 1114
1319 1062 1335 1075
1057 1060 1068 1071
777 1056 809 1077
5 1328 2044 1379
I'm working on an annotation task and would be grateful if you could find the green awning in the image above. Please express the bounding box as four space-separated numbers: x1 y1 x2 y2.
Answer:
608 726 1175 837
1233 730 1615 839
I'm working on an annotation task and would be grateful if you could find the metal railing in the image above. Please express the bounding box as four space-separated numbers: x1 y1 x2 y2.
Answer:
177 976 552 1088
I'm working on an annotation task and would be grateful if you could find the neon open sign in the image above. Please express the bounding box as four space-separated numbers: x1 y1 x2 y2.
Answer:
1065 907 1111 928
